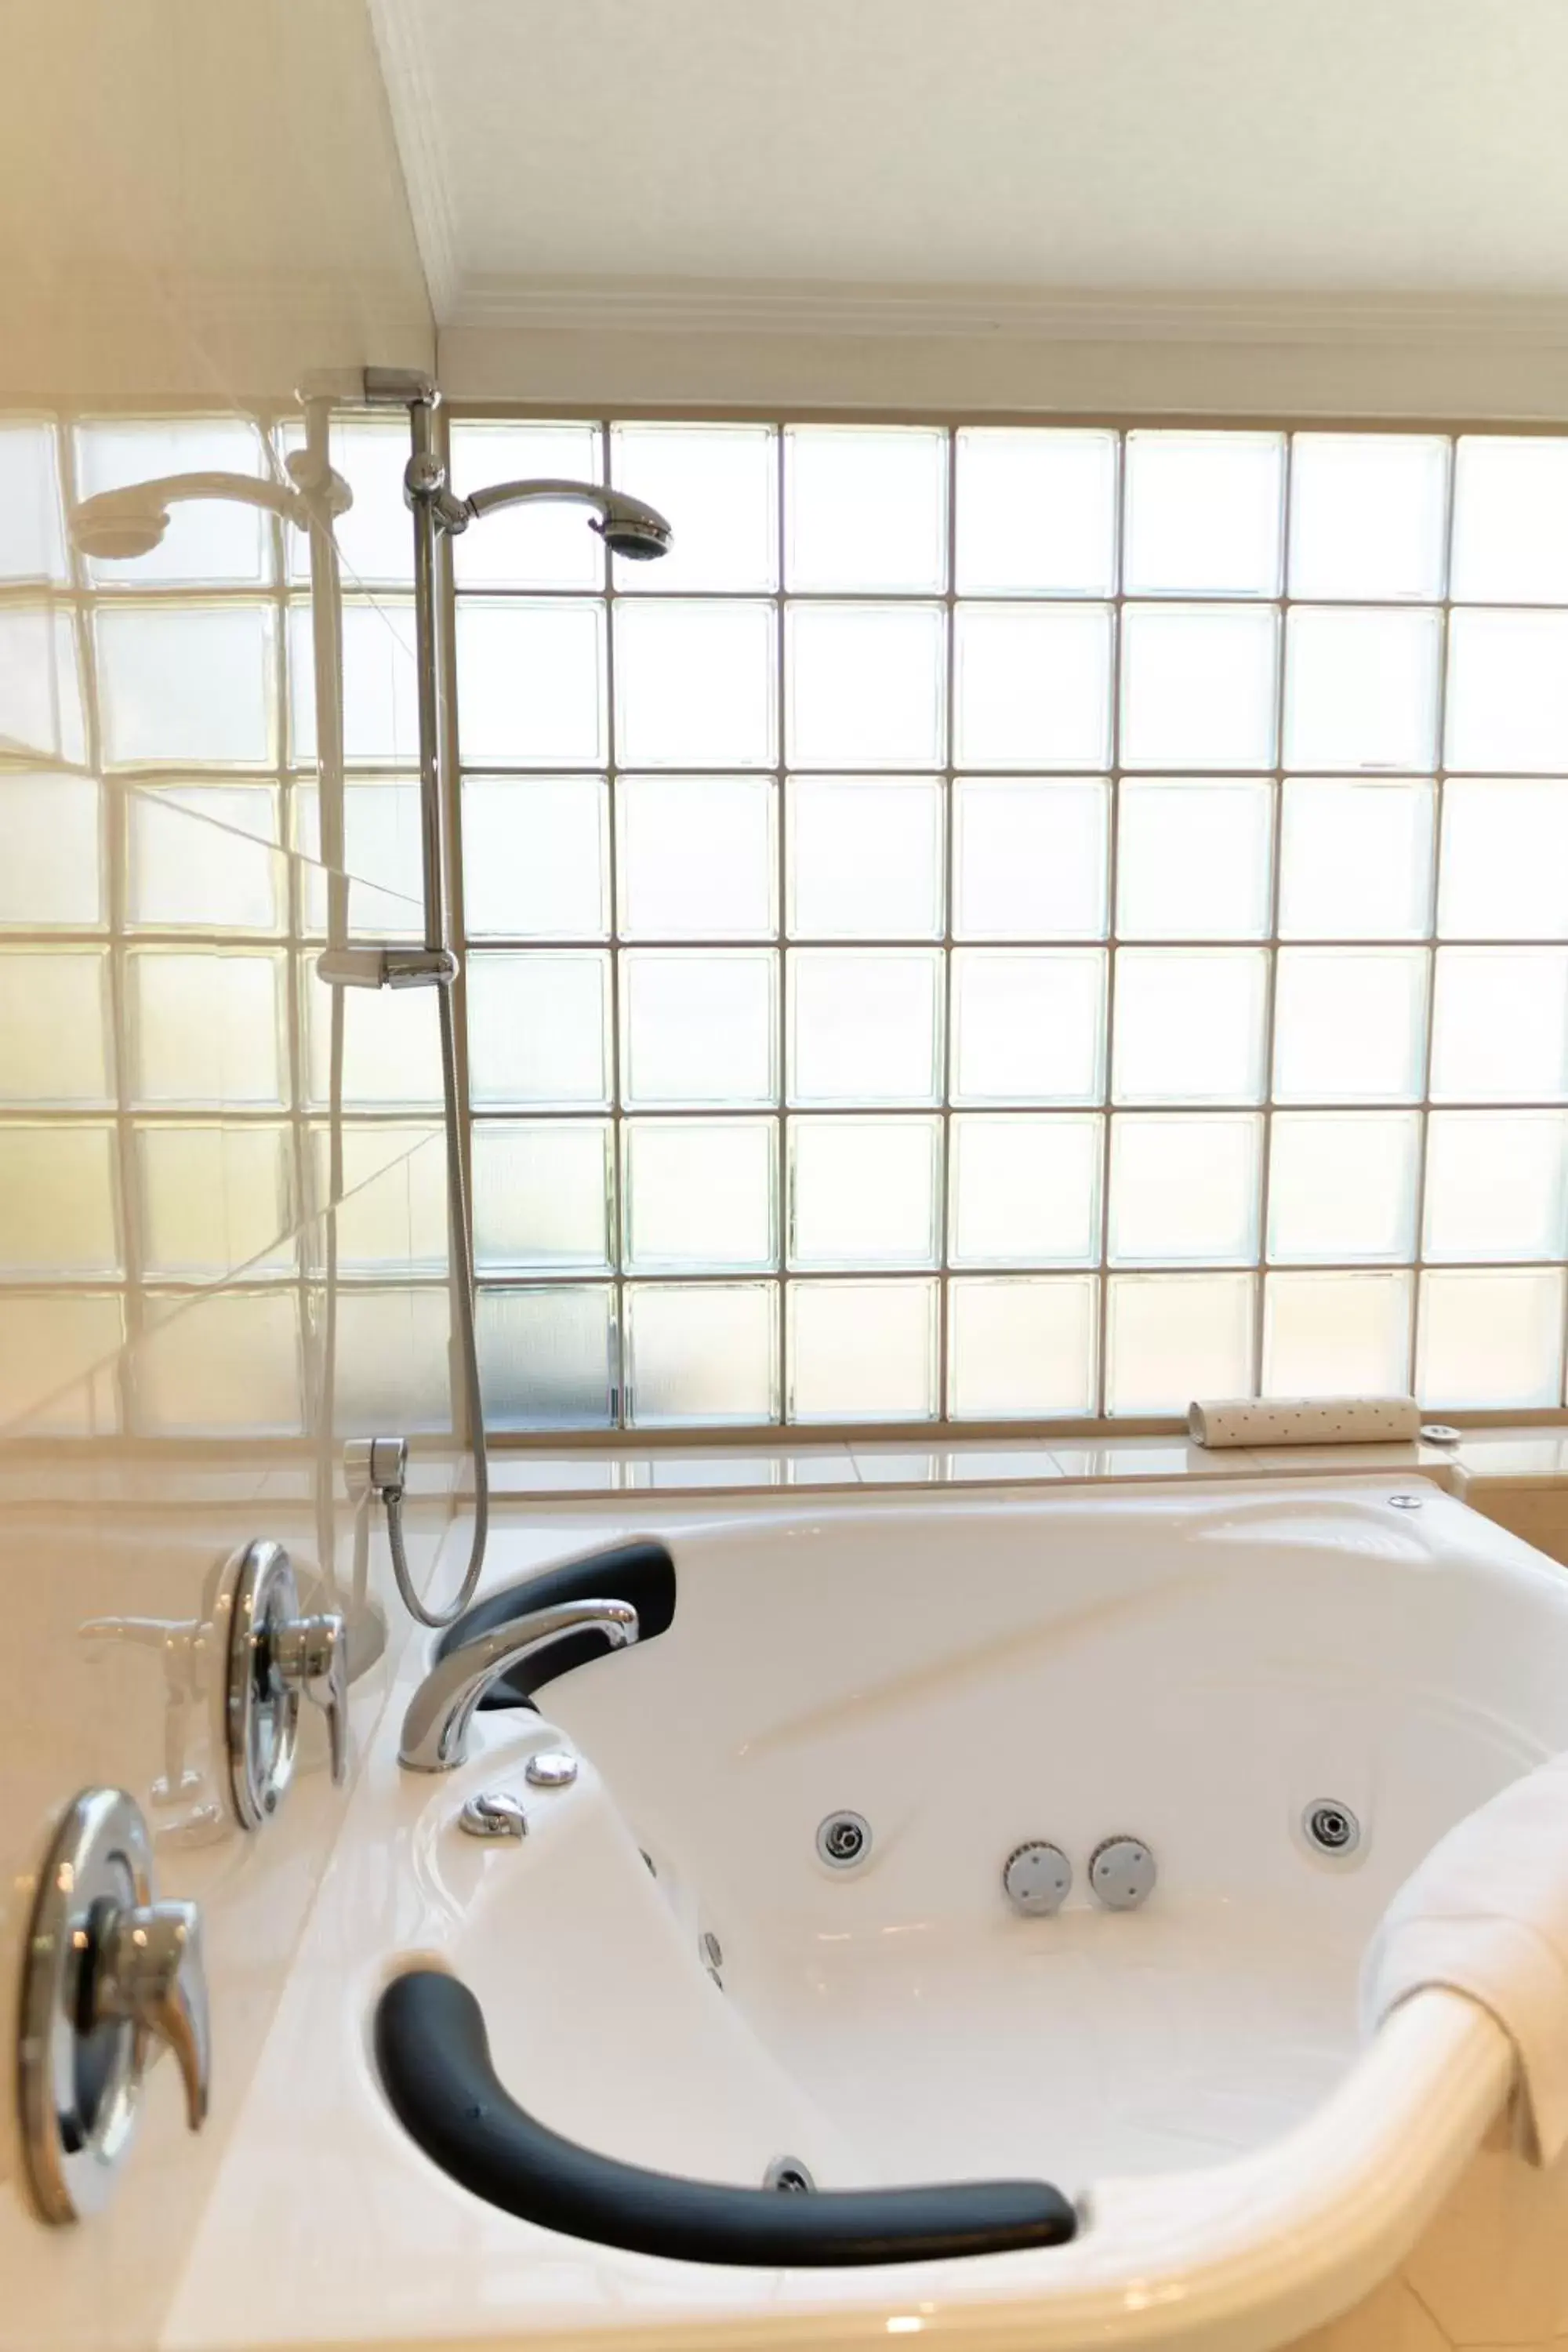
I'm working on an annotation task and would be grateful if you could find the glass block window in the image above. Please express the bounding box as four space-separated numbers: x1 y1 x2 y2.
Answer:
456 421 1568 1428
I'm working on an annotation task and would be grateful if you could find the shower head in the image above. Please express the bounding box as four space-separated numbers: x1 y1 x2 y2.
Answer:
452 477 672 560
69 492 172 560
68 465 352 561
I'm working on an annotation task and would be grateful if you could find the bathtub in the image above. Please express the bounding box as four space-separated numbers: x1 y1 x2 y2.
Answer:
169 1479 1568 2352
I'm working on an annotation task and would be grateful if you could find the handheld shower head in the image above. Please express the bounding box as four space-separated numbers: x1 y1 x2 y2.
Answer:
69 491 173 561
450 477 672 560
592 497 673 561
68 466 352 561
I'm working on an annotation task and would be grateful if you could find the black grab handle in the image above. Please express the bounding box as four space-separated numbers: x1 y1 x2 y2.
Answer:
375 1971 1077 2267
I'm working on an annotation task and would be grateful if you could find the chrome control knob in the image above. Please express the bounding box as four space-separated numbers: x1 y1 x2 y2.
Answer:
221 1540 349 1829
90 1899 210 2130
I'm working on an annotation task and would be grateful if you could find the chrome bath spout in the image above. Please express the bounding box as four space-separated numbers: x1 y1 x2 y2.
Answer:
397 1599 639 1773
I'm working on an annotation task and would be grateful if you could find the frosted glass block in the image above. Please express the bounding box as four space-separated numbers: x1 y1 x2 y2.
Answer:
0 1293 122 1438
1108 1113 1261 1265
1452 437 1568 603
1439 782 1568 940
785 427 947 593
138 1290 303 1436
1284 608 1441 772
0 1124 119 1276
1289 436 1449 601
789 949 942 1105
789 1116 939 1269
331 1288 452 1436
0 607 85 764
622 949 777 1108
1425 1112 1568 1262
137 1123 294 1278
1262 1272 1413 1399
466 952 610 1108
949 1276 1098 1418
1112 949 1267 1105
1430 948 1568 1103
787 1279 937 1421
1417 1267 1565 1409
478 1284 615 1430
953 778 1108 941
1120 606 1278 771
131 950 285 1109
625 1283 779 1425
620 775 775 939
0 774 103 927
129 788 283 931
463 776 609 939
0 421 66 583
1272 949 1427 1105
612 423 777 593
1446 612 1568 774
951 949 1105 1105
788 776 942 939
96 604 274 769
1123 433 1283 597
310 981 443 1112
473 1121 612 1273
624 1118 777 1272
1105 1272 1255 1415
615 600 777 769
456 601 606 767
1267 1112 1421 1264
786 604 946 770
953 604 1112 770
949 1114 1102 1267
450 421 604 590
291 601 419 768
955 428 1116 597
1278 781 1434 941
297 778 426 933
1116 780 1272 941
0 950 111 1105
311 1126 447 1276
285 415 416 588
76 416 270 585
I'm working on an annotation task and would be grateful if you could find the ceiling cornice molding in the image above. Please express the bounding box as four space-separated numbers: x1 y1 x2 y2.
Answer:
365 0 460 326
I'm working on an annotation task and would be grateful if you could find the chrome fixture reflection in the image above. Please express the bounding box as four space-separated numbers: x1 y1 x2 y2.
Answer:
220 1539 348 1829
399 1599 638 1773
67 455 351 559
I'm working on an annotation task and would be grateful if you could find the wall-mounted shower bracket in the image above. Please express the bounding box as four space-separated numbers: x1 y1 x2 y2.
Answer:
315 944 459 991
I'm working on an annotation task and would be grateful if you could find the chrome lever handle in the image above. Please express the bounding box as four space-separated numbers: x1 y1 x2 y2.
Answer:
93 1900 210 2131
222 1541 351 1828
272 1612 349 1784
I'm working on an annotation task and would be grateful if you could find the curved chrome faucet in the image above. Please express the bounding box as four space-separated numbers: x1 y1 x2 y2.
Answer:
398 1600 639 1773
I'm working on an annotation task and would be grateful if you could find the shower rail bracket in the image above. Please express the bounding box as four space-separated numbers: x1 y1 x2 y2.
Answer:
315 945 459 991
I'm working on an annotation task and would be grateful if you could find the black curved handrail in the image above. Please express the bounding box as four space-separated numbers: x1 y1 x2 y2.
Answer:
435 1539 677 1712
376 1971 1077 2267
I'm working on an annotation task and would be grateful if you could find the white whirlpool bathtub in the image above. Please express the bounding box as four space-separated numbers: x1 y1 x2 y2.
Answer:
172 1479 1568 2352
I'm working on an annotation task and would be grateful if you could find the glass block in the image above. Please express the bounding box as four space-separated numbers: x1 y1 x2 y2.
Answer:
955 427 1116 596
466 951 611 1108
0 1123 119 1277
1288 436 1448 601
0 950 111 1105
310 1126 447 1277
330 1287 452 1437
1439 782 1568 940
0 774 103 927
450 421 604 590
291 600 419 768
1278 781 1434 941
622 949 777 1108
136 1123 292 1278
76 416 270 585
951 949 1105 1105
1119 606 1278 771
619 775 775 939
456 601 606 768
130 949 285 1108
1108 1113 1261 1265
618 601 777 773
1446 612 1568 774
1105 1272 1254 1415
953 778 1108 942
0 1293 123 1439
1451 437 1568 603
1272 949 1428 1105
285 415 416 588
297 777 426 930
0 607 84 764
788 1116 940 1269
1116 780 1272 941
473 1120 612 1272
624 1118 777 1272
611 423 778 593
310 981 443 1112
949 1276 1098 1418
463 776 609 939
478 1284 615 1429
625 1283 779 1425
789 949 942 1105
1430 948 1568 1102
787 1278 937 1421
129 788 283 931
1112 949 1267 1105
786 603 946 770
953 604 1112 770
138 1290 303 1437
95 604 274 769
949 1114 1102 1267
1123 432 1283 597
1417 1267 1565 1410
788 775 942 939
1267 1112 1421 1264
1262 1271 1413 1399
1284 608 1441 772
785 426 947 593
0 420 66 583
1424 1112 1568 1262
